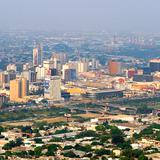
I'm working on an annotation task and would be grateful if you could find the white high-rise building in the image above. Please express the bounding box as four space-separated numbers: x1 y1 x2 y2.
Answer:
36 66 45 80
91 58 99 70
62 64 69 80
78 61 88 73
44 76 61 101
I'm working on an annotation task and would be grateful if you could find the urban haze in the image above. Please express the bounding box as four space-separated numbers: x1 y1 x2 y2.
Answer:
0 1 159 160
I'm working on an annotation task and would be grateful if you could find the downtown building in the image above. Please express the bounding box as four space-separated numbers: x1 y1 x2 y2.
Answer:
10 78 29 102
149 59 160 72
64 69 77 82
77 60 88 73
22 70 37 83
33 44 43 66
0 70 16 88
44 76 61 101
108 59 122 75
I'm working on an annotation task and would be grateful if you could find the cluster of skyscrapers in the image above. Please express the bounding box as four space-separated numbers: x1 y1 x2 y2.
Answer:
0 44 100 103
2 41 160 104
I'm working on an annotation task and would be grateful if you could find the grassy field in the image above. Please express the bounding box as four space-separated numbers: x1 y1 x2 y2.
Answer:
112 96 160 110
1 113 102 126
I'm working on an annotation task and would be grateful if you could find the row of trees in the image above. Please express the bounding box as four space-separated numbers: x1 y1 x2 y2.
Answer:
3 138 24 150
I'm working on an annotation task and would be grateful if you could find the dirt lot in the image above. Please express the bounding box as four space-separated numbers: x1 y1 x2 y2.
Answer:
77 113 101 118
147 153 160 160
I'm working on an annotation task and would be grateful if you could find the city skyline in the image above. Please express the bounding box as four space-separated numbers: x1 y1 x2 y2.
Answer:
0 1 160 159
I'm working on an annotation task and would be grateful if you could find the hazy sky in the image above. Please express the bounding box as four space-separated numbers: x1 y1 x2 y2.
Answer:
0 0 159 32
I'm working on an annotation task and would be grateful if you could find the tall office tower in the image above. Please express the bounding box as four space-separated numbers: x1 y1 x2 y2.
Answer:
8 71 17 81
39 43 43 65
0 72 6 88
33 48 39 66
51 52 68 64
62 61 78 80
36 66 45 80
64 69 77 82
33 44 43 66
52 58 62 75
22 70 37 82
149 59 160 72
0 94 8 108
91 58 99 70
108 59 122 75
0 71 16 88
10 79 21 102
0 72 7 88
52 58 58 68
62 64 70 79
10 78 29 102
21 78 29 98
77 60 88 73
43 60 55 77
44 76 61 101
6 64 17 71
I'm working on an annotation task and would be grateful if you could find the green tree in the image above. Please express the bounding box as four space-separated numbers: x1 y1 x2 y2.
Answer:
5 151 12 158
3 140 16 150
99 135 110 143
34 138 43 144
35 132 41 137
21 126 32 134
119 156 130 160
112 134 124 145
34 146 42 157
138 155 148 160
133 149 144 158
118 140 132 149
102 156 108 160
15 138 24 146
110 126 124 145
96 125 106 132
28 150 35 156
76 130 97 138
74 144 92 152
122 149 134 159
63 151 79 158
0 156 5 160
15 151 28 158
47 144 60 153
95 148 110 156
63 145 73 150
0 126 4 134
